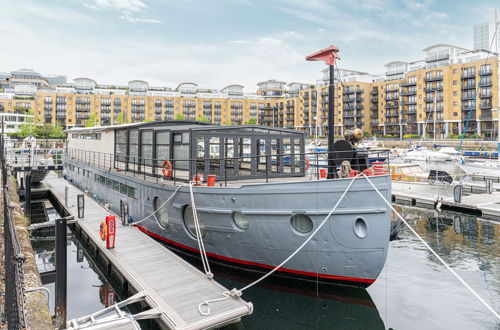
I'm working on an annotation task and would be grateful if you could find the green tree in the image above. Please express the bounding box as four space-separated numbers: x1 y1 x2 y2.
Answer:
16 109 36 138
198 114 211 122
115 112 125 125
50 122 66 138
175 114 185 120
85 113 98 127
246 118 257 125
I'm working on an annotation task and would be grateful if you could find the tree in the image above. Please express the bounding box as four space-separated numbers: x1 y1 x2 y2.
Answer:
85 113 98 127
50 122 66 138
198 114 211 123
246 118 257 125
175 114 185 120
16 109 36 138
115 112 125 125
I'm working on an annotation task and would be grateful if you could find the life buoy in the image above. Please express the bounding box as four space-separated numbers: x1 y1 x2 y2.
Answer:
162 160 173 178
100 221 107 241
305 158 310 171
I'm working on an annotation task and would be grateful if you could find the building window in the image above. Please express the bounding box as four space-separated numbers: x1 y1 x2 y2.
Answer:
453 80 457 85
453 101 458 106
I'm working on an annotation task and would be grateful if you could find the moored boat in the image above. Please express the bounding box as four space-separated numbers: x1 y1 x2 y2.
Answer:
64 121 392 287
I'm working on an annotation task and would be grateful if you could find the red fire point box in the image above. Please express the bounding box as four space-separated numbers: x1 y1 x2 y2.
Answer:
105 215 116 249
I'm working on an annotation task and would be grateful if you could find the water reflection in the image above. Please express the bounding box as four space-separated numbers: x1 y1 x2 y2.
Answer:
369 206 500 330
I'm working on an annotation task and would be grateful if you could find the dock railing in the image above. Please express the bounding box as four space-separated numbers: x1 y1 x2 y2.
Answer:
1 136 28 329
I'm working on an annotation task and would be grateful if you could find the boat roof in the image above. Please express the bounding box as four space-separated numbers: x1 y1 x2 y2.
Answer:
65 120 303 135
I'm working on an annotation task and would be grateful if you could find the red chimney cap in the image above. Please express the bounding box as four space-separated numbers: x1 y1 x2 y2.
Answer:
306 45 340 66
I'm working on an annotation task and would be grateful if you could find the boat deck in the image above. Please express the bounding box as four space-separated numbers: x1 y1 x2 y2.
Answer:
44 172 253 329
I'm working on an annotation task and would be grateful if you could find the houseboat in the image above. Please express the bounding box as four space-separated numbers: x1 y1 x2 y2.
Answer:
64 120 392 287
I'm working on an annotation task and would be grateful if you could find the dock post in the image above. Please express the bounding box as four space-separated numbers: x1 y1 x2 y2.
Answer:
55 218 67 329
486 179 492 194
25 172 32 220
65 185 69 207
77 194 85 218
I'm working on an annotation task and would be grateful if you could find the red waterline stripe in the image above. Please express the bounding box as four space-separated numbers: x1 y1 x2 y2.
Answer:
134 225 375 284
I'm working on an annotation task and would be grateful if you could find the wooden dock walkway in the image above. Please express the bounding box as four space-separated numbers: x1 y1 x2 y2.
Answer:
43 172 253 329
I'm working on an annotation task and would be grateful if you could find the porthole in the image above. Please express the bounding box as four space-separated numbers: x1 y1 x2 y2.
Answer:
233 211 249 231
354 217 368 239
183 205 205 238
290 214 313 234
153 196 169 229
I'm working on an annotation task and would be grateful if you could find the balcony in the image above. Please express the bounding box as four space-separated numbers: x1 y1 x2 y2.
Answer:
56 113 66 119
385 95 399 101
355 97 363 102
480 70 492 76
424 86 443 92
371 90 378 95
401 110 417 115
401 100 417 105
400 90 416 96
424 97 442 103
385 103 398 109
423 75 443 82
344 112 355 118
461 71 476 78
344 105 355 110
385 87 399 92
479 80 492 87
480 111 492 120
425 108 443 113
386 111 398 117
480 102 492 109
356 104 363 110
370 105 378 111
425 53 449 62
401 80 417 87
461 84 476 90
44 113 52 119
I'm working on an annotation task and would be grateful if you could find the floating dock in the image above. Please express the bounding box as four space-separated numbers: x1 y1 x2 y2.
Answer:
439 192 500 221
43 172 253 329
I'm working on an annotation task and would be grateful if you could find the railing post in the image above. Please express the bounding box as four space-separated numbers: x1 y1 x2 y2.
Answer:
55 217 67 330
24 173 32 220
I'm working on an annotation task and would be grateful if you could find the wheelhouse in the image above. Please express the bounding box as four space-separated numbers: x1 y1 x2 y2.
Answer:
67 120 306 182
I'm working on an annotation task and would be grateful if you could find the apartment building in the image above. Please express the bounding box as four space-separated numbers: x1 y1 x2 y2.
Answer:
0 44 498 139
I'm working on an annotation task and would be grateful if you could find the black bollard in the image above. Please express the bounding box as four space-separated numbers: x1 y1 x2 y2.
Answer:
55 218 67 329
24 173 32 220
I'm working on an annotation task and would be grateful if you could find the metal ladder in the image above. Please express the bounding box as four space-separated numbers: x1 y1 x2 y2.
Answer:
66 291 161 329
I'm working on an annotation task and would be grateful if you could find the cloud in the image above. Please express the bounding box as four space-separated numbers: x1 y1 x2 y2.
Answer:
84 0 161 23
86 0 147 12
119 14 162 23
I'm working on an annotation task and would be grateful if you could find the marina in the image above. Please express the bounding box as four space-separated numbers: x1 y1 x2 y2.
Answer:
2 3 500 327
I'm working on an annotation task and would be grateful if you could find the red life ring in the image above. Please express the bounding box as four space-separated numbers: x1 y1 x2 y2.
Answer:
100 221 107 241
305 158 310 171
162 160 173 178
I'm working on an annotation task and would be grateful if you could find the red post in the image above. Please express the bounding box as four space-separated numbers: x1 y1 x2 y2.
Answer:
105 215 116 249
207 174 216 186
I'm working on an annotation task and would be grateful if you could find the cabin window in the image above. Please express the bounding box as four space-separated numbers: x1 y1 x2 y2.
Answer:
141 131 153 166
129 130 139 166
237 138 252 176
173 132 190 170
155 131 170 166
116 130 127 163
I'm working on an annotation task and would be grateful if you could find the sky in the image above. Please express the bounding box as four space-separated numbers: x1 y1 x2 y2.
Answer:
0 0 497 92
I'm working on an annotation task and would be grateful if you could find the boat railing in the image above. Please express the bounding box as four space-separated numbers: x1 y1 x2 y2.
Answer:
64 147 391 186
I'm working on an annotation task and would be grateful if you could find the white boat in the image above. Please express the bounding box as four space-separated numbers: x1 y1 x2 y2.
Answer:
404 146 460 162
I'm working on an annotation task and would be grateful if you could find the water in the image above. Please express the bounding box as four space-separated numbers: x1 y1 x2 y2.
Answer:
29 199 500 329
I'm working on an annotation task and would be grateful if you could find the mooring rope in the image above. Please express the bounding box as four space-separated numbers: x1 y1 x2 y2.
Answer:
189 181 213 279
197 173 362 315
361 172 500 320
133 185 183 225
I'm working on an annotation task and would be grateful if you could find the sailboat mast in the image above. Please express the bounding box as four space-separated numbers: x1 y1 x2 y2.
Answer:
433 90 437 145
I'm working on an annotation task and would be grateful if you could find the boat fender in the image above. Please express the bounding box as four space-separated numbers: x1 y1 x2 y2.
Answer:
305 158 310 171
162 160 173 178
100 221 107 241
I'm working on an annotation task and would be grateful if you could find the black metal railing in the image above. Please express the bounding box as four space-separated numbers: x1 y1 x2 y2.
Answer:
1 136 27 329
65 147 391 186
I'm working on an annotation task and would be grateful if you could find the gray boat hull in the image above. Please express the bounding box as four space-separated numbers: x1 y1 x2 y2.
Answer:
65 159 391 287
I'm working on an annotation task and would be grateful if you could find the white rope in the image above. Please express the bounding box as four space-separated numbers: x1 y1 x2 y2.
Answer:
361 173 500 320
133 185 183 225
197 174 361 315
189 181 213 278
